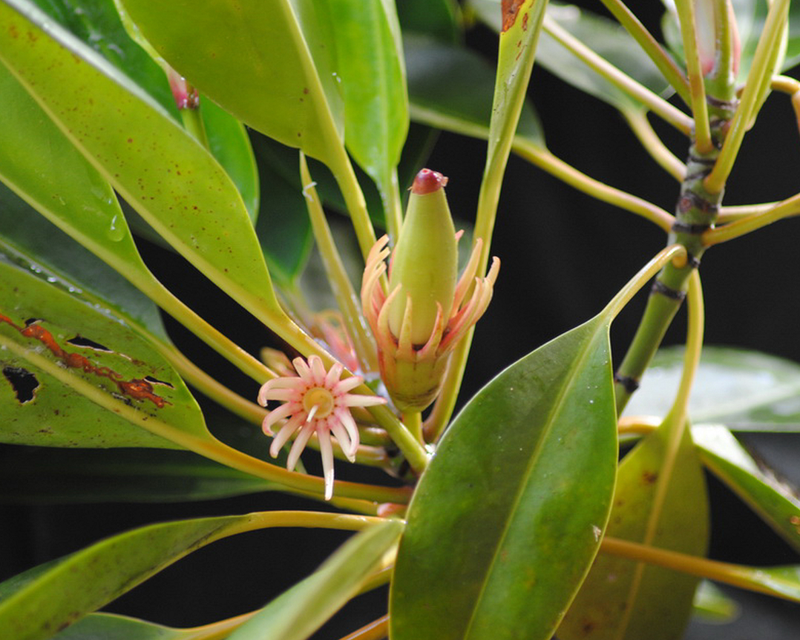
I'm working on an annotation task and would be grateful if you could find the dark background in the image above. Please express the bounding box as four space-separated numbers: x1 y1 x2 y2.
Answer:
2 1 800 638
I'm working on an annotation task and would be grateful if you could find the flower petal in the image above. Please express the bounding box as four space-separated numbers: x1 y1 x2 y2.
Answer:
262 402 296 432
342 393 387 408
269 413 305 456
286 422 316 472
317 427 335 500
292 356 313 384
309 355 327 386
324 362 344 388
329 421 354 462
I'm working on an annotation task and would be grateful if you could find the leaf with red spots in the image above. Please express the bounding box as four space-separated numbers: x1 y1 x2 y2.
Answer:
0 260 205 449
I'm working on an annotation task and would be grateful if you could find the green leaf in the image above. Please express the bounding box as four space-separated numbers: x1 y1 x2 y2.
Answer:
390 314 617 640
0 183 168 342
397 0 462 43
325 0 409 214
201 99 260 224
625 346 800 431
471 1 671 111
406 33 545 147
693 424 800 553
0 513 256 640
0 447 277 503
0 0 282 317
28 0 177 113
692 580 740 623
0 260 203 449
559 416 709 640
53 613 186 640
118 0 345 167
228 520 402 640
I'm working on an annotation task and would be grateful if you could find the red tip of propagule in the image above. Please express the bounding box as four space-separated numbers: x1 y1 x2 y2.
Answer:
411 168 449 195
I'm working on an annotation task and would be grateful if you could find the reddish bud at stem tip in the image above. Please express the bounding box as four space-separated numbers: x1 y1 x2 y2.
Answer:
411 169 448 195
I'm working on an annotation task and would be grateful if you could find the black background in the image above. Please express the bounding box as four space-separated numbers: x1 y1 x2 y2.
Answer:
2 1 800 638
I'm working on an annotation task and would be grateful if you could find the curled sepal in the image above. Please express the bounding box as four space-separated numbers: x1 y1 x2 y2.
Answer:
361 170 500 411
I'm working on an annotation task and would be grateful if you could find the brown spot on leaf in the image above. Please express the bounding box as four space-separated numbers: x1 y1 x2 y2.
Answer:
642 470 659 485
502 0 525 32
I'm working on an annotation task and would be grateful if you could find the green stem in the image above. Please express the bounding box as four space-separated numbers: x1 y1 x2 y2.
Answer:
403 411 424 446
339 615 389 640
622 109 686 182
514 141 674 231
139 278 276 384
717 202 778 222
614 105 733 414
0 333 412 504
597 0 691 105
327 140 379 263
543 16 693 135
704 192 800 245
674 0 712 153
299 153 379 374
705 0 791 194
180 107 210 150
600 536 800 602
384 168 404 243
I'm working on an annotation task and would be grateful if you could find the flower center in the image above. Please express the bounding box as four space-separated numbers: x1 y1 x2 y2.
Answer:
302 387 336 421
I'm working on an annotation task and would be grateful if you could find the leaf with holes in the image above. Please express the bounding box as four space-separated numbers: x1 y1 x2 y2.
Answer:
558 415 709 640
390 314 617 640
0 260 204 449
0 182 169 342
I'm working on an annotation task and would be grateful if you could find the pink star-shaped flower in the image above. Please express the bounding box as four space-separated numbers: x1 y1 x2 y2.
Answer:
257 355 386 500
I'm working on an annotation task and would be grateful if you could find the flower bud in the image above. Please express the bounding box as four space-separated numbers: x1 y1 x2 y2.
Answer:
387 169 458 345
361 169 500 412
694 0 740 81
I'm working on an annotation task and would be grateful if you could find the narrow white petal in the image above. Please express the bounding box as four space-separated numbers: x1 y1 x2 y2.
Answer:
259 388 297 403
334 408 360 456
269 414 304 457
293 357 313 383
343 394 386 408
330 421 355 462
263 403 295 431
318 427 335 500
309 355 327 386
334 376 363 393
324 362 344 388
286 423 315 471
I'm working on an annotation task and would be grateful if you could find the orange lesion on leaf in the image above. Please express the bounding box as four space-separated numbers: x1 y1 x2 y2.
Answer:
0 314 167 408
502 0 526 32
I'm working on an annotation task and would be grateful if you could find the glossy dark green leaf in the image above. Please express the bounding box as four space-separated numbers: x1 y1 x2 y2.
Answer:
0 0 282 317
471 1 671 111
693 425 800 553
326 0 408 216
406 33 544 146
397 0 462 43
119 0 345 167
0 447 277 503
0 513 255 640
0 260 203 449
559 416 709 640
0 183 168 342
625 346 800 431
391 314 617 640
228 521 403 640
